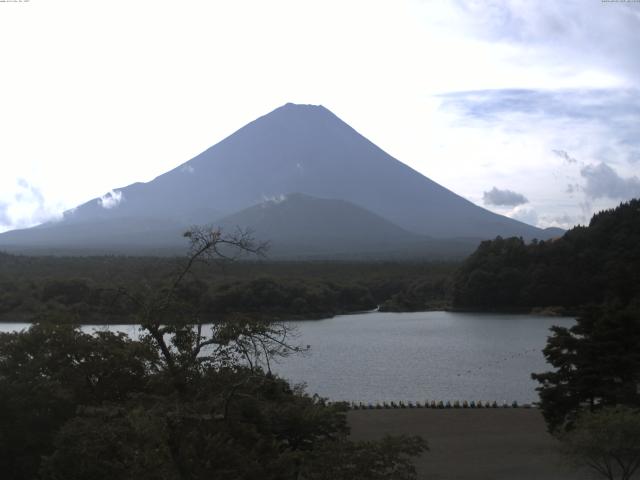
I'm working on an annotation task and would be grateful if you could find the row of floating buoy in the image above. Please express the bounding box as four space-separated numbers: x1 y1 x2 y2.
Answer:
348 400 534 410
456 348 541 377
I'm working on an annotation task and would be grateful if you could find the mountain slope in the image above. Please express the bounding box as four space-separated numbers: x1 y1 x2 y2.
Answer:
0 103 558 255
0 217 188 254
215 193 443 258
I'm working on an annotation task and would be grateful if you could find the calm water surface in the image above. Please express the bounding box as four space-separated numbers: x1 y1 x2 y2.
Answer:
1 311 573 403
274 311 573 404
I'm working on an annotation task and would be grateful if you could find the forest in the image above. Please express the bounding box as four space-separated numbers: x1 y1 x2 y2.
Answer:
0 253 455 323
452 199 640 312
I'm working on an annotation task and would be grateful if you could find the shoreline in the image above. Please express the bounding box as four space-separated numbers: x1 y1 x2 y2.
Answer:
0 306 577 325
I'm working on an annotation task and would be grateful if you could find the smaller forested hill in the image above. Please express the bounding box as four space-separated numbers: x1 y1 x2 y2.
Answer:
452 199 640 311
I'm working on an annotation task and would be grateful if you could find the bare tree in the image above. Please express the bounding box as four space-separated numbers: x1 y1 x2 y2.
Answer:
119 225 301 393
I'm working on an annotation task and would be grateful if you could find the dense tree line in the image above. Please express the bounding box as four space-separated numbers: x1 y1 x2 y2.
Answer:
0 254 456 322
532 302 640 433
531 301 640 479
378 277 450 312
452 199 640 311
519 201 640 478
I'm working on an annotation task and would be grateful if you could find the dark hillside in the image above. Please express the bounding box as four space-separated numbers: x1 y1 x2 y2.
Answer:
452 199 640 310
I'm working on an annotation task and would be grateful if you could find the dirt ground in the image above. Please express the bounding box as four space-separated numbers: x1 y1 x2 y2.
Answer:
348 408 593 480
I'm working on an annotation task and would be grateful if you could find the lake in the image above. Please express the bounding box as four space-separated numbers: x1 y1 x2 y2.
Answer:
273 311 573 404
0 311 573 404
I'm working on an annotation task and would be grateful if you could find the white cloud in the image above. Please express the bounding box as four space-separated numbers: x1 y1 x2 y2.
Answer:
430 88 640 227
261 194 287 206
98 190 124 209
545 213 581 229
580 162 640 200
181 165 195 174
552 149 577 164
565 183 581 195
0 202 10 227
483 187 528 206
448 0 639 86
508 205 538 227
0 179 62 232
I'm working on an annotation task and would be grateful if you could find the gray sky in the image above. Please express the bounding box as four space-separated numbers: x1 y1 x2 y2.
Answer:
1 0 639 233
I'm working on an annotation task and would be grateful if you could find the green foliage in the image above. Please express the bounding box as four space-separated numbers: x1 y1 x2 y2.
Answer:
0 323 158 480
0 323 426 480
560 406 640 480
207 276 376 318
37 367 356 480
0 227 427 479
379 276 450 312
40 279 92 305
0 254 458 322
532 303 640 433
452 199 640 310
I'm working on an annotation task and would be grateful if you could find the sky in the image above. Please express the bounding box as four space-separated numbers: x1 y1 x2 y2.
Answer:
1 0 639 233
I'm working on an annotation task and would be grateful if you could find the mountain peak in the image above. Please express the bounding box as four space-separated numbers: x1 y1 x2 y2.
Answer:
281 102 325 110
0 103 562 255
268 102 334 119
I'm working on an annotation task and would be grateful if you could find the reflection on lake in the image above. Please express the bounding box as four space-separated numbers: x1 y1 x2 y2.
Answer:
1 311 573 403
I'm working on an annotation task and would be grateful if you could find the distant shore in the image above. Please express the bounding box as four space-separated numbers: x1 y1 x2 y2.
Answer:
446 305 578 317
0 306 576 326
348 409 587 480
